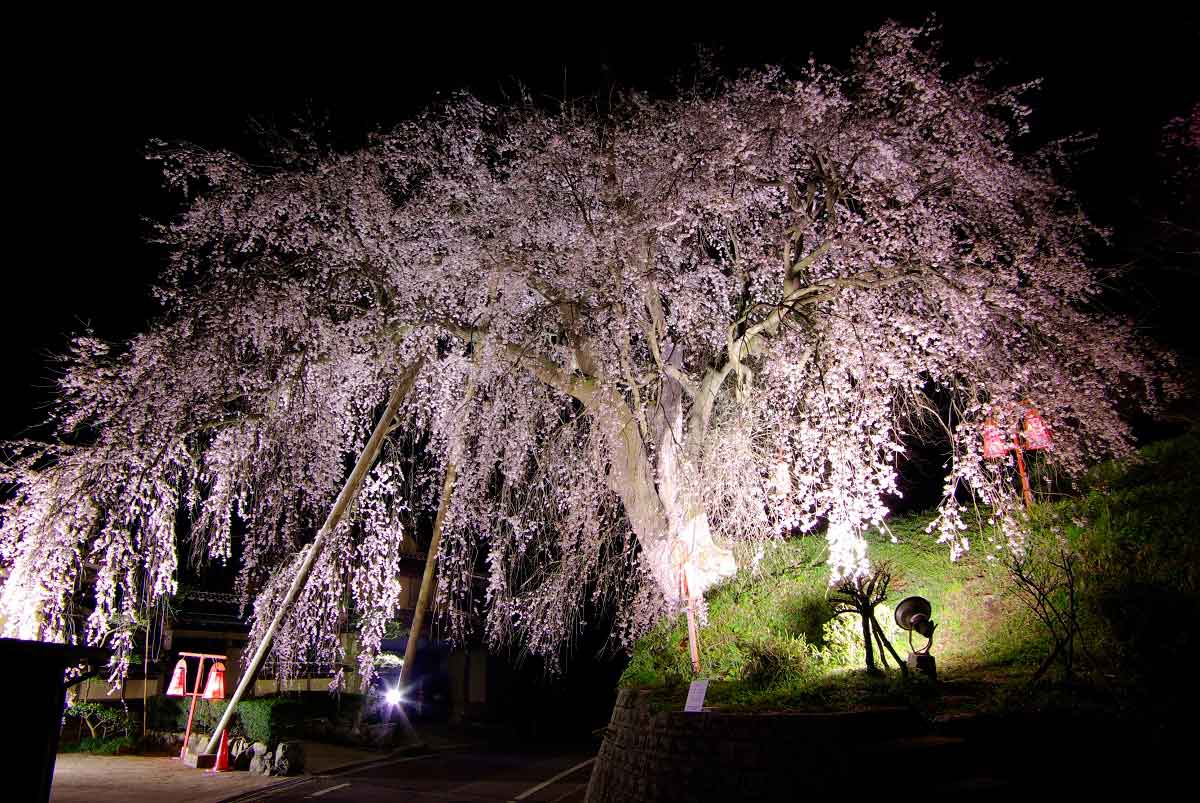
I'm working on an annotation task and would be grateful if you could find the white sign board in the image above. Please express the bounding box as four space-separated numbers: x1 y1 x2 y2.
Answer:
684 679 709 712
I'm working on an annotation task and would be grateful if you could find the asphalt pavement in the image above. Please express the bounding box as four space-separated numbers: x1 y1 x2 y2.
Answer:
239 745 596 803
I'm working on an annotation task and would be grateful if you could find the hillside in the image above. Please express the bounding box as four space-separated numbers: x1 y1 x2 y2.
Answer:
621 430 1200 715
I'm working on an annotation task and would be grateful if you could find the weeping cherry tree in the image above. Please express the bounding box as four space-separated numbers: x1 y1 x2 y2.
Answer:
0 23 1173 687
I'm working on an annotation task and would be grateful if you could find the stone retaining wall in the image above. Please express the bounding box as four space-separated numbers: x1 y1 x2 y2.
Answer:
585 689 926 803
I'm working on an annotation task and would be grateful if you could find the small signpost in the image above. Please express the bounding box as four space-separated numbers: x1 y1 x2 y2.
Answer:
684 679 709 712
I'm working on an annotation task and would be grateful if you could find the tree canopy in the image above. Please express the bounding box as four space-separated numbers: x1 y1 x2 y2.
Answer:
0 23 1172 680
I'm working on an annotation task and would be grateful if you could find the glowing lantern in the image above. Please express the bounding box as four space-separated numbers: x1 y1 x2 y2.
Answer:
202 662 226 700
982 419 1011 459
1021 406 1052 451
166 658 188 696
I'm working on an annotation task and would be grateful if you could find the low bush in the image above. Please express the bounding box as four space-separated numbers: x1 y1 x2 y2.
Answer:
740 634 812 687
138 694 306 747
145 695 184 731
236 697 302 745
66 701 134 741
176 699 231 733
1004 431 1200 692
59 735 141 755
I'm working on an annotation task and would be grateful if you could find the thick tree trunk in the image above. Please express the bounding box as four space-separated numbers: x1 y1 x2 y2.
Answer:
593 390 736 605
594 343 738 607
478 328 740 607
485 326 738 660
203 359 424 756
584 345 736 675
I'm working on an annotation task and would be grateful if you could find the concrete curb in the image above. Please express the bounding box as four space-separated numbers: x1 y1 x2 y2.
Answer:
216 741 478 802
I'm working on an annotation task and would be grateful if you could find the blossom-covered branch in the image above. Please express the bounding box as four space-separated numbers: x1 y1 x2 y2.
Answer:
0 22 1173 678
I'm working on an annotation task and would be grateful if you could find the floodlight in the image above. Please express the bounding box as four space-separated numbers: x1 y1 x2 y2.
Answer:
894 595 938 680
384 687 403 706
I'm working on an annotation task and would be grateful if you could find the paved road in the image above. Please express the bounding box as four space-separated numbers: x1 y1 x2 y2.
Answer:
247 746 595 803
52 753 278 803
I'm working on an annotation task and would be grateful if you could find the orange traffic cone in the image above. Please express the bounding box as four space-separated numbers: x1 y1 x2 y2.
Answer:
208 730 231 773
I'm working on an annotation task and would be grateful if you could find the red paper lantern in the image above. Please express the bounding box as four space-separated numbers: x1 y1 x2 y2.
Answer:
202 662 226 700
1021 407 1052 451
166 658 188 696
982 420 1011 459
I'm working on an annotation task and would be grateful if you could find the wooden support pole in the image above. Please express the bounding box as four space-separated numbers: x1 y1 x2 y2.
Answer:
682 570 701 674
203 359 424 757
1013 436 1034 508
399 364 480 696
399 462 456 691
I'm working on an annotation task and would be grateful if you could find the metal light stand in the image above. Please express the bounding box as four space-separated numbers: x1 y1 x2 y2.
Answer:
985 399 1051 510
895 597 938 681
1011 433 1034 509
906 626 937 681
176 651 226 763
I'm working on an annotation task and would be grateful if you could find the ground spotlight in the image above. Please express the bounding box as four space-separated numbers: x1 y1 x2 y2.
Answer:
384 687 403 706
895 595 938 680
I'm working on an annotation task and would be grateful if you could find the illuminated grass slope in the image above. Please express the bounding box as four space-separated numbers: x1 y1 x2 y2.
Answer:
621 430 1200 713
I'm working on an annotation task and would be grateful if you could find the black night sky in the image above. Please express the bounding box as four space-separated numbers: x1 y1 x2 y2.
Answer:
8 8 1197 439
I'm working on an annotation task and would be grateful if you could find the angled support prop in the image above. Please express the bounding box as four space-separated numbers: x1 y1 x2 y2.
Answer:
203 358 424 756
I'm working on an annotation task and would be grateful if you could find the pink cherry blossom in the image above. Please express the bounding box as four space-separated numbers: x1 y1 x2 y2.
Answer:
0 22 1172 679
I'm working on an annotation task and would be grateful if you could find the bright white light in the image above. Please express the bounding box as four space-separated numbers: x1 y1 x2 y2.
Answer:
384 687 403 706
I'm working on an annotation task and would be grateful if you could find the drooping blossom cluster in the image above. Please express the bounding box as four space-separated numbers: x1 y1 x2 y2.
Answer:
0 22 1171 678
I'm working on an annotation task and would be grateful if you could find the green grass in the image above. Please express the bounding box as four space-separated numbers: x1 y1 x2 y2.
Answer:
620 528 1026 712
621 430 1200 714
